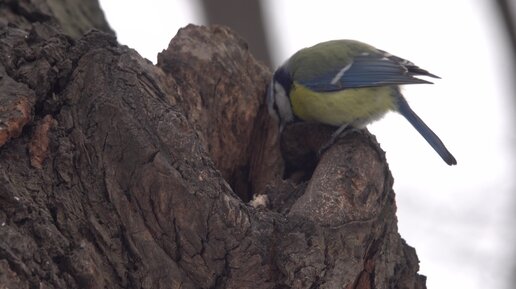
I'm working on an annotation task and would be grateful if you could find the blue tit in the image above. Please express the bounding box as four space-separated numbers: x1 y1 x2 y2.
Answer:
268 40 457 165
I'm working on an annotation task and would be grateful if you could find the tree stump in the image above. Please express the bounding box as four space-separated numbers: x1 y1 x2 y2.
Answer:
0 1 427 288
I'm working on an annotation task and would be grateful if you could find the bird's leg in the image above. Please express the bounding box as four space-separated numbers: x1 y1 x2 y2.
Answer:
317 124 355 156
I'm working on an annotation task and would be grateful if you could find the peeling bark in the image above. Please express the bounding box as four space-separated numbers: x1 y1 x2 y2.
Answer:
0 1 427 289
28 114 55 168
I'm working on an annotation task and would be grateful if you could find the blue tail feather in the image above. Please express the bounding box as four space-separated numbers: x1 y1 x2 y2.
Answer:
397 96 457 165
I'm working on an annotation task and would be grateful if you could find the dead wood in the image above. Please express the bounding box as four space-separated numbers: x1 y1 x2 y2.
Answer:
0 1 427 288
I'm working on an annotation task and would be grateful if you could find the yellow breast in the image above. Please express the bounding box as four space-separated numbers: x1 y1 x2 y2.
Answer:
290 83 397 127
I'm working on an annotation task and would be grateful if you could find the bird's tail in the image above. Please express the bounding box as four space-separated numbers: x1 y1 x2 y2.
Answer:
396 96 457 165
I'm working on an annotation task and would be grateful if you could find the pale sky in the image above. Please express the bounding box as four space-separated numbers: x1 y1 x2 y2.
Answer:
98 1 515 288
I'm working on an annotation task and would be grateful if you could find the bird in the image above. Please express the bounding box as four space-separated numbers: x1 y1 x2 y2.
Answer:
268 39 457 165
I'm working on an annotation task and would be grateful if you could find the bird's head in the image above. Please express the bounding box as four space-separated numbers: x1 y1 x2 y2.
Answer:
268 66 294 131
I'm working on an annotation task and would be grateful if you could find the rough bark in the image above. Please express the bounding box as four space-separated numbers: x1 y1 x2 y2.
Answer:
0 1 427 288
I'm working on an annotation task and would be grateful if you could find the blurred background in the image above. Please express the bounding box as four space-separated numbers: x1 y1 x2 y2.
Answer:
97 0 515 288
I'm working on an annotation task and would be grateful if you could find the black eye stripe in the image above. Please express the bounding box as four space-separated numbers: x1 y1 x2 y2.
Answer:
273 67 293 95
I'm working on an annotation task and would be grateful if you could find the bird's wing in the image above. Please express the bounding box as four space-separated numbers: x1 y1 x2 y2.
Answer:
296 54 437 92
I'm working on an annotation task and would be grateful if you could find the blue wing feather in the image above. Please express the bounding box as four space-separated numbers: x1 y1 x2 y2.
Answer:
299 55 435 92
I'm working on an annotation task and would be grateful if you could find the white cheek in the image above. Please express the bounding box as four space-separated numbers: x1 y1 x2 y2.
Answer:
273 82 294 123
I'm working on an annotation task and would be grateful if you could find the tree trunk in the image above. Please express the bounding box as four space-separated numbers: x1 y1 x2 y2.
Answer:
0 1 427 288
